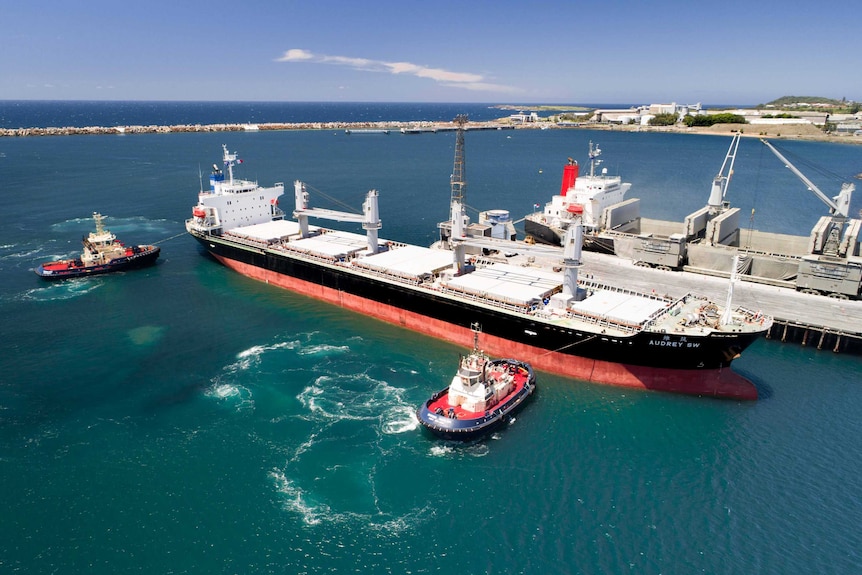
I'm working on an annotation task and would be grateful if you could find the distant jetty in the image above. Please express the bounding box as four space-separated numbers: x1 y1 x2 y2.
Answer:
0 120 514 138
2 119 858 144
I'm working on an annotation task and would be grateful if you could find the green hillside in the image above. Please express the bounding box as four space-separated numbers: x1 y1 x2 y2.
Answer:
759 96 858 111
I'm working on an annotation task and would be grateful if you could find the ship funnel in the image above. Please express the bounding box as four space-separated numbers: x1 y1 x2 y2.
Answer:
560 159 578 196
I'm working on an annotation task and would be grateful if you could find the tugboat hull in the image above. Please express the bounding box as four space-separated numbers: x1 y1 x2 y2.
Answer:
35 246 160 279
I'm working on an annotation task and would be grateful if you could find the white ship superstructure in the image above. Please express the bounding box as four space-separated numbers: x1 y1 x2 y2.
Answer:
189 144 285 234
535 142 632 232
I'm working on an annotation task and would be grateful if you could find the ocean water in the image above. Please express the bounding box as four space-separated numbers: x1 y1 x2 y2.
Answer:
0 101 533 130
1 103 862 574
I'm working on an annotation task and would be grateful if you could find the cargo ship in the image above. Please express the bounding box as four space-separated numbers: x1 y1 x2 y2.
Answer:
524 142 637 252
36 212 160 279
186 137 770 400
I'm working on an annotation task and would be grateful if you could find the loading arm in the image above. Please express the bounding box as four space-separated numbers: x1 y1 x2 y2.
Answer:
761 139 853 218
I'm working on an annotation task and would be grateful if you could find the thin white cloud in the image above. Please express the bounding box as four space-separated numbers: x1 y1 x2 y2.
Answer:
281 49 314 62
276 49 519 93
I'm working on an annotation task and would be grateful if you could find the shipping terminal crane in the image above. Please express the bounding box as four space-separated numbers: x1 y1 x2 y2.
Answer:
761 138 862 298
760 139 855 256
632 133 744 270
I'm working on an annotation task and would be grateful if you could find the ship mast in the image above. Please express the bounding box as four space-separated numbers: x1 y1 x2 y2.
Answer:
449 115 470 274
221 144 240 184
450 115 468 206
720 254 740 326
588 142 602 178
470 322 481 354
93 212 105 235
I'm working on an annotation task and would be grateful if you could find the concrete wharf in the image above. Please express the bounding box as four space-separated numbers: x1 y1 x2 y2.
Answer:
576 250 862 355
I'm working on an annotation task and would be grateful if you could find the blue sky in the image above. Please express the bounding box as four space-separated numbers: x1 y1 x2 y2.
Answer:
2 0 859 105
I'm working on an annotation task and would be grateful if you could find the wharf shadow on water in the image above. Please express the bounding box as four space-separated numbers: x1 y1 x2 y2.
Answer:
750 377 774 400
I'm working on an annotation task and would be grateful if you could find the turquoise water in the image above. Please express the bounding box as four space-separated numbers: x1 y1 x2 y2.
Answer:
2 118 862 574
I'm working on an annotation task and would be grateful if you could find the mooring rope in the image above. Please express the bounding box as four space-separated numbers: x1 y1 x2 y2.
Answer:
153 232 188 245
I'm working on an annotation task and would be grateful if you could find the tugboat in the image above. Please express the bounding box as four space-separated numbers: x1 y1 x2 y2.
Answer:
416 325 537 440
35 212 160 279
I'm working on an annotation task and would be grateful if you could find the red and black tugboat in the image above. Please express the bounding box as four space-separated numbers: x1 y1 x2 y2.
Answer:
417 325 536 440
35 212 160 279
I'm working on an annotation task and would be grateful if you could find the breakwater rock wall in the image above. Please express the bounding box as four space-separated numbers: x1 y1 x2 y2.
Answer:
0 120 509 138
4 120 858 144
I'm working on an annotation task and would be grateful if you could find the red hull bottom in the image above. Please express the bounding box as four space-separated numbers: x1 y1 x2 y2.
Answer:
214 255 757 400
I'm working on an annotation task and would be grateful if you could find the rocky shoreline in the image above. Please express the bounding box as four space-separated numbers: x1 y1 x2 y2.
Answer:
0 120 438 137
604 121 862 145
2 118 860 145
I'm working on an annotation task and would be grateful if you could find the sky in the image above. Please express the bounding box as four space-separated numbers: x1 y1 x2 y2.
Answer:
2 0 860 105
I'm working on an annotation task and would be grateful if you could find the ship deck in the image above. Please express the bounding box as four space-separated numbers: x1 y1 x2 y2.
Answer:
221 222 765 339
575 247 862 352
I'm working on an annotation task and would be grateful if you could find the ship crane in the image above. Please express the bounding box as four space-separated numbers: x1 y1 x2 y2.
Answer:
451 223 585 303
292 181 382 254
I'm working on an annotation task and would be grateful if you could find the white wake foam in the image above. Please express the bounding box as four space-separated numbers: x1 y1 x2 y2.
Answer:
21 278 104 302
204 381 254 411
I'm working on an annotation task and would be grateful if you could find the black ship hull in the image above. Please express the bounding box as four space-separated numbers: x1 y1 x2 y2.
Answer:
525 217 616 253
191 231 762 399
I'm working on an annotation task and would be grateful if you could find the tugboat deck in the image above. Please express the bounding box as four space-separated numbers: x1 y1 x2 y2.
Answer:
426 373 524 420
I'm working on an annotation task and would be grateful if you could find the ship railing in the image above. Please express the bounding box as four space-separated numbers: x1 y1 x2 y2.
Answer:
221 233 269 250
561 308 642 334
578 278 673 303
349 263 423 286
438 285 532 314
269 243 338 264
735 306 770 323
639 294 693 330
262 242 430 286
185 218 221 233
